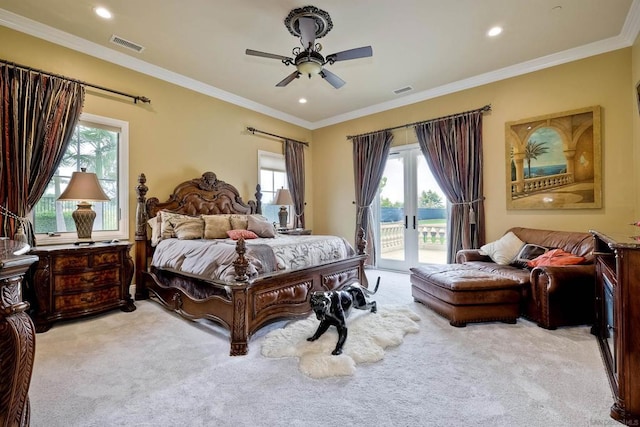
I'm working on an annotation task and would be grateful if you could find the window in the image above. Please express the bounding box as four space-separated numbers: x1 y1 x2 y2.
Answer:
258 150 288 226
33 113 129 245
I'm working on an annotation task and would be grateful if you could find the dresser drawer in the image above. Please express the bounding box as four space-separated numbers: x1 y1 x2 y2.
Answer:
52 250 120 272
54 286 120 313
53 268 120 292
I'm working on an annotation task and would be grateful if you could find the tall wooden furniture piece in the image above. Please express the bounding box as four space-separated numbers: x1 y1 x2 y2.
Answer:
0 240 39 427
27 242 135 332
591 230 640 425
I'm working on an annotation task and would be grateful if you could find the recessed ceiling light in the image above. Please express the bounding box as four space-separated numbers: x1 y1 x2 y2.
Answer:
487 26 502 37
298 98 307 104
95 7 112 19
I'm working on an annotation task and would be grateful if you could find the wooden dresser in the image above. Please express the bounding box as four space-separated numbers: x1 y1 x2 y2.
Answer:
591 230 640 425
0 239 39 427
27 242 135 332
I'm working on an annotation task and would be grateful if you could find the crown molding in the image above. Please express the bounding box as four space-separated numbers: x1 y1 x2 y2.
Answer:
0 9 313 129
2 2 639 131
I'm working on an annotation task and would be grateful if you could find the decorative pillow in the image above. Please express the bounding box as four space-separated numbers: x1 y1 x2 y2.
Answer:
226 229 258 240
229 215 248 230
247 215 276 238
479 231 525 265
171 217 204 240
202 215 232 239
160 211 197 239
147 214 162 247
511 244 549 268
527 248 586 267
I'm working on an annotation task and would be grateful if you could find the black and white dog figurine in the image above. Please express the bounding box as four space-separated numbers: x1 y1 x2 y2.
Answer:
307 277 380 355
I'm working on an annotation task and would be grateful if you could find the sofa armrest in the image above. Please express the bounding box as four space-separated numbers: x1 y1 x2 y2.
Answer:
456 249 492 263
530 264 595 295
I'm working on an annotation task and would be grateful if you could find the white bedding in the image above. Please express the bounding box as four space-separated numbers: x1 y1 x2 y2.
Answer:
151 234 355 282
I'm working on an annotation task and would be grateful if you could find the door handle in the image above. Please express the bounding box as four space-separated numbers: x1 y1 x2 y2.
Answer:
413 216 416 230
404 216 408 229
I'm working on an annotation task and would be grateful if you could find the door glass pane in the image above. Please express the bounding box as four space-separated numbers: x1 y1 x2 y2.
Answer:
416 155 447 264
379 156 405 262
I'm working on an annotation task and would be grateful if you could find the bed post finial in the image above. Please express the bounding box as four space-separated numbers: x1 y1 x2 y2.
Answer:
356 227 367 256
233 238 249 281
255 184 262 214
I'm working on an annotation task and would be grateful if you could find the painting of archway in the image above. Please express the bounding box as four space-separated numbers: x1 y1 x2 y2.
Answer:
506 106 601 209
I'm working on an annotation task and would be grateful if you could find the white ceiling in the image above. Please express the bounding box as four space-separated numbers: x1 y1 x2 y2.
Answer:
1 0 638 129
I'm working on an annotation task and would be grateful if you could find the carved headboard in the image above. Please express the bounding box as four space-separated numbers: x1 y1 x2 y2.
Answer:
141 171 262 220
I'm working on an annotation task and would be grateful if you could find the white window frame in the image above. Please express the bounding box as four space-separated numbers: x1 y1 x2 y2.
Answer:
33 113 129 245
258 150 289 225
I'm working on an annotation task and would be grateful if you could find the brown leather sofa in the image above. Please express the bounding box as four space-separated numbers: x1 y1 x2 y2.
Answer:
455 227 595 329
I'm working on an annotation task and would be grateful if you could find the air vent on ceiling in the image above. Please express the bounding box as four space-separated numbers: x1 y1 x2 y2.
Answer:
393 86 413 95
109 35 145 53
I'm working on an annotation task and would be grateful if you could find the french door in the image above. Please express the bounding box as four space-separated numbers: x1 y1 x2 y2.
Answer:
375 145 447 271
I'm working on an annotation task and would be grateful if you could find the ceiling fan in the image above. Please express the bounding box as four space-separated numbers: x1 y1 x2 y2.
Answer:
245 5 373 89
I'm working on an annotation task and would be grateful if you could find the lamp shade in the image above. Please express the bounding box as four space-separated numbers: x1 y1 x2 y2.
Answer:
58 169 110 202
57 168 109 243
274 188 293 206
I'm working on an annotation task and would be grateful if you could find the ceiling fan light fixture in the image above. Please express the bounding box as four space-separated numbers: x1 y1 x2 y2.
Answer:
297 60 323 75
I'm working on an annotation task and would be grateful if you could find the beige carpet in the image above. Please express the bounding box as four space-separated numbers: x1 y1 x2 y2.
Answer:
28 269 613 427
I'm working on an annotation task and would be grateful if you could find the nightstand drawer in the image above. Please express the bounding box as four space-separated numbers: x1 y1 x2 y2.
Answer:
52 250 120 272
53 268 119 292
54 286 120 313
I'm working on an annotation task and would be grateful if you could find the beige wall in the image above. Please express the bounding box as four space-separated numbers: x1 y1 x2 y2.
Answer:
0 27 314 238
1 26 636 247
632 34 640 217
312 49 635 243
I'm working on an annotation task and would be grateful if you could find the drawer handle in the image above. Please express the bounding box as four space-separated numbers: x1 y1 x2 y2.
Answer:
80 296 96 303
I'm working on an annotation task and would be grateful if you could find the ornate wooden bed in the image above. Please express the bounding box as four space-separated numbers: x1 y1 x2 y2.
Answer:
134 172 367 356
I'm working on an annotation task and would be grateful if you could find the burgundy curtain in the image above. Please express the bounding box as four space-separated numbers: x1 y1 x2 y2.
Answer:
0 65 85 245
284 139 305 229
415 110 485 263
352 131 393 265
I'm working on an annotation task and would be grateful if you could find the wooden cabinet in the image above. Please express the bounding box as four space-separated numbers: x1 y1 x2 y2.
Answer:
0 240 39 427
591 230 640 425
27 242 135 332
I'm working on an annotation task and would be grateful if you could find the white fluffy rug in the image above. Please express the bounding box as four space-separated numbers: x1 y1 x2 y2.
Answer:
261 305 420 378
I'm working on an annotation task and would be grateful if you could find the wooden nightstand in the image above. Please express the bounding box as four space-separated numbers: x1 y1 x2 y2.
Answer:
26 241 135 332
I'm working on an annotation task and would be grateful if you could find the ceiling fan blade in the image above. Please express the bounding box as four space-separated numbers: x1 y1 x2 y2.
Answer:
246 49 292 62
298 17 317 50
276 71 301 87
326 46 373 63
320 68 345 89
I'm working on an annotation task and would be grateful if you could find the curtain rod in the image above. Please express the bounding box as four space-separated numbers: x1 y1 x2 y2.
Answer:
246 127 309 146
0 58 151 104
346 104 491 140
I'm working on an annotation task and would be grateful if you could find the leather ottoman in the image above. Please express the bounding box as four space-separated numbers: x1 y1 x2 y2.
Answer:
410 264 523 327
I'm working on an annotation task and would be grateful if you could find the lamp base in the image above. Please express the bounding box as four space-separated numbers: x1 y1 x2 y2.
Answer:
278 206 288 229
72 201 96 241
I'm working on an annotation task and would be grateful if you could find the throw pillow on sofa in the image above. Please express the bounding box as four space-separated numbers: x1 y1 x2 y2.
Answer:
511 243 549 268
479 231 525 265
527 248 586 267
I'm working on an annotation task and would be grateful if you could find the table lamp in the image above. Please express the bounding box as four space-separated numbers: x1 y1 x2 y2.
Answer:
57 168 110 244
274 188 293 229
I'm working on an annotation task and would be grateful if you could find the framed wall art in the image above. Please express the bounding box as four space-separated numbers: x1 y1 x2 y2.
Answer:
505 106 601 210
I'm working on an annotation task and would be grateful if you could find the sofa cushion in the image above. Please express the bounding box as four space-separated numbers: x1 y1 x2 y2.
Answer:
479 231 525 265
